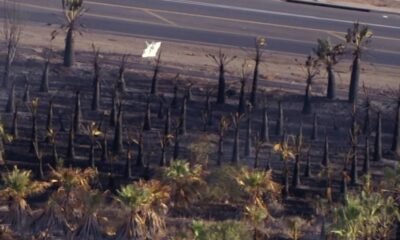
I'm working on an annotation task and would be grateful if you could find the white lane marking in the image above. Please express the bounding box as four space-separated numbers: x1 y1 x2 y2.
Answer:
161 0 400 30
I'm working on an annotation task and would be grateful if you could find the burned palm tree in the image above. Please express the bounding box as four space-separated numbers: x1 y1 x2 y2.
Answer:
47 128 60 169
23 83 30 102
346 22 373 103
171 75 180 109
28 98 39 154
314 38 345 99
33 141 44 180
245 104 253 157
61 0 86 67
231 112 243 165
363 136 370 174
91 44 101 111
292 123 304 188
304 149 311 178
86 122 102 168
260 98 270 143
71 191 106 240
159 132 173 167
373 111 382 162
5 83 15 113
217 116 230 166
392 90 400 156
250 37 266 107
11 105 18 139
185 82 193 101
203 87 213 129
73 91 82 135
362 83 372 135
0 166 49 233
30 199 70 237
178 96 187 135
45 100 54 143
110 88 119 127
2 0 22 88
117 54 129 93
302 55 320 115
322 135 329 167
238 62 250 115
253 133 268 169
349 105 360 185
311 113 318 140
125 139 133 179
207 50 236 104
112 102 124 155
40 48 52 93
157 95 165 119
143 96 152 131
164 107 171 143
150 51 162 95
276 101 284 136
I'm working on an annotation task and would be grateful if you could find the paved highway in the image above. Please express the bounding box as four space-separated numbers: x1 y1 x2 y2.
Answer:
4 0 400 66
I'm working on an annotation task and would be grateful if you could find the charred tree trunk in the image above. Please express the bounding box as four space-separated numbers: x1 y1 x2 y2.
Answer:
350 144 358 186
302 77 312 114
6 83 15 113
30 113 38 153
73 91 81 135
304 152 311 178
40 59 50 92
136 134 144 168
311 113 318 140
12 107 18 139
125 146 133 179
66 116 75 167
276 101 284 136
160 145 166 167
143 98 152 131
113 104 124 155
3 53 11 88
238 79 246 114
260 105 270 143
363 102 371 135
217 63 226 104
348 55 360 103
363 137 370 174
92 72 100 111
45 100 53 143
118 58 127 93
52 142 59 169
157 99 164 119
231 120 240 165
179 97 187 135
110 91 118 127
217 132 224 166
322 136 329 166
326 64 336 99
63 27 75 67
150 53 161 95
171 85 178 109
250 53 260 107
282 163 289 199
392 100 400 156
292 155 301 188
101 133 108 163
245 111 252 157
23 84 30 102
373 112 382 162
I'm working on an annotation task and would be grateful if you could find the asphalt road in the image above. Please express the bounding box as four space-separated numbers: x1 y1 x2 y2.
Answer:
3 0 400 66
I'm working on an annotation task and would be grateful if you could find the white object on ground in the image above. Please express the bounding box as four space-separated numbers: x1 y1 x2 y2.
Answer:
142 41 162 58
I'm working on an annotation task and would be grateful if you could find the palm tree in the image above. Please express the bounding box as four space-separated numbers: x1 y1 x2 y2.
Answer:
164 160 204 207
236 167 280 239
207 50 236 104
302 55 320 114
250 37 266 107
314 38 345 99
85 122 103 168
115 180 170 240
346 22 373 103
0 166 49 232
70 191 106 240
61 0 86 67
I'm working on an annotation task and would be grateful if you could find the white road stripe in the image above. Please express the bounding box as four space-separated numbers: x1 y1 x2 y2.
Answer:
161 0 400 30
